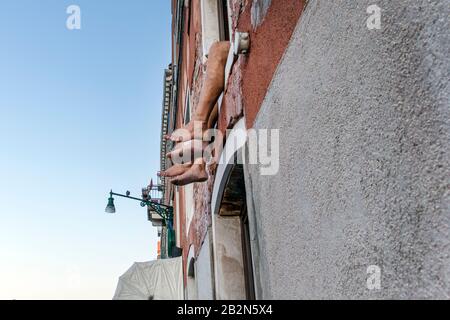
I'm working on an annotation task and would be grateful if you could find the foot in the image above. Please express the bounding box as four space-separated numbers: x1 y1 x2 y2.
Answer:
158 163 193 178
164 116 207 143
166 139 209 164
171 163 208 186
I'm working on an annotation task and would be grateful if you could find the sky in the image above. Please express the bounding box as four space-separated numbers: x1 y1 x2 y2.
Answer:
0 0 171 300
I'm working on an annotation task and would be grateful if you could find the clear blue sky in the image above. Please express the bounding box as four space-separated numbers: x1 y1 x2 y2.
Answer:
0 0 171 300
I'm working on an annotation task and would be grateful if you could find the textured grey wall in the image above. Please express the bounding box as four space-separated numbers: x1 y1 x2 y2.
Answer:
245 0 450 299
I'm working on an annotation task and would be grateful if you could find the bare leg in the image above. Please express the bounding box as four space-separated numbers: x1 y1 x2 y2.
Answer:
165 41 230 142
164 42 229 186
195 41 230 122
207 103 219 130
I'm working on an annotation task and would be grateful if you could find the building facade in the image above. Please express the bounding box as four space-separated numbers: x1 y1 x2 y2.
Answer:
158 0 450 300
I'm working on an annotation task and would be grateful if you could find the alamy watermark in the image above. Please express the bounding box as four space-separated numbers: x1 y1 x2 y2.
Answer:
366 265 381 290
66 5 81 30
167 121 280 176
66 266 82 290
367 4 381 30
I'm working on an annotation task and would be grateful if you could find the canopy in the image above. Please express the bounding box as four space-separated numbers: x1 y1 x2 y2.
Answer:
113 257 183 300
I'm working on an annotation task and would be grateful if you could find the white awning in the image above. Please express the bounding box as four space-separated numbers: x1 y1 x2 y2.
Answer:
113 257 183 300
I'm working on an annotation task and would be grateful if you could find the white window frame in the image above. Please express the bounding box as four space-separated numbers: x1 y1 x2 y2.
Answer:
185 183 195 236
200 0 232 62
183 84 195 235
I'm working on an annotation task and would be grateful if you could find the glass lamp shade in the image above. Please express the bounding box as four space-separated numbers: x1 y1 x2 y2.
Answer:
105 197 116 214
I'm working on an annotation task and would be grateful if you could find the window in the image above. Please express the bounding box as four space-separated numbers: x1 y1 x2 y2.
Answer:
218 0 230 42
201 0 231 61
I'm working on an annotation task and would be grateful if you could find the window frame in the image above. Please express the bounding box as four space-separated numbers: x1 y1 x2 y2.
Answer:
200 0 232 62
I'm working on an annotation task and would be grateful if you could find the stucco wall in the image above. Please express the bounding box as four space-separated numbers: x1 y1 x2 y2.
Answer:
245 0 450 299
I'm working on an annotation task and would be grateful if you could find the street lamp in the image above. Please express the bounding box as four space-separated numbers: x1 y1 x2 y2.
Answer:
105 188 177 259
105 194 116 213
105 190 173 225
